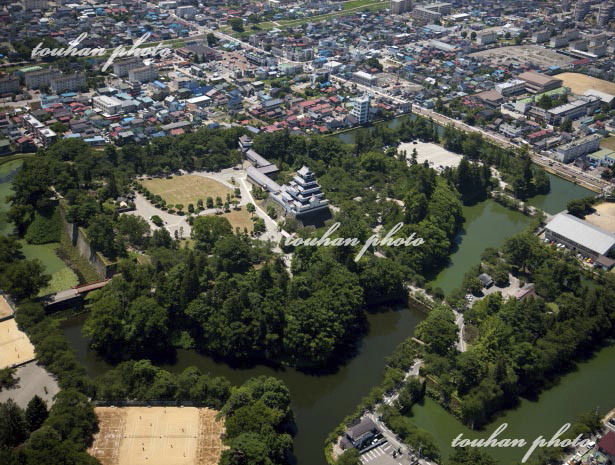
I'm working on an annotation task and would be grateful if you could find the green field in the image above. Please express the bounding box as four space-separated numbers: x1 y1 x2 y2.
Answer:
19 241 79 296
0 159 23 236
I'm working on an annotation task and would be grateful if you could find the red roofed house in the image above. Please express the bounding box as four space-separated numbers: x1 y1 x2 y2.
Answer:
598 431 615 462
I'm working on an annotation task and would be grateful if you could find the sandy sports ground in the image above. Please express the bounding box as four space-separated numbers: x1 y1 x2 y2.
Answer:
0 295 14 319
557 73 615 96
584 202 615 233
89 407 226 465
0 319 36 369
398 141 462 169
141 175 233 206
600 136 615 152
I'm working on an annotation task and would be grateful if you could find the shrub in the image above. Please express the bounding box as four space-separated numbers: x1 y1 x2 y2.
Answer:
25 208 61 244
150 215 163 227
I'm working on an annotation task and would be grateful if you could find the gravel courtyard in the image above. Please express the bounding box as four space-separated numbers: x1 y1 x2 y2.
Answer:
398 141 462 169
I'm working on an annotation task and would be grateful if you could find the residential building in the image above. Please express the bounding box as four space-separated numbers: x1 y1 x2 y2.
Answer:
22 0 47 9
113 58 143 77
545 213 615 260
93 95 123 115
351 94 371 124
518 71 563 94
574 1 591 21
176 5 197 18
532 30 551 43
412 2 452 24
476 31 497 45
390 0 412 14
50 73 86 94
598 432 615 462
128 65 159 83
24 68 61 90
21 114 56 147
0 74 20 95
554 134 602 162
597 2 615 26
353 71 379 87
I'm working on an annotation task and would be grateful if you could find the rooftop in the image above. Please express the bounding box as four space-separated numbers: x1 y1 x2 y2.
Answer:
546 213 615 256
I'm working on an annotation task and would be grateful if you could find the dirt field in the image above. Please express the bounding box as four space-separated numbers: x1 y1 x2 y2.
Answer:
557 73 615 96
142 175 232 206
89 407 226 465
219 209 254 233
398 141 462 168
600 137 615 152
469 45 574 68
0 319 36 369
584 202 615 233
0 295 13 319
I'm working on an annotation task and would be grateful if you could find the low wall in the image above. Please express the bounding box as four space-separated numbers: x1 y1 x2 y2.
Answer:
58 205 116 279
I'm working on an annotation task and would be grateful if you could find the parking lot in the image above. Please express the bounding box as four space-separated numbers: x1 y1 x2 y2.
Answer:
360 442 409 465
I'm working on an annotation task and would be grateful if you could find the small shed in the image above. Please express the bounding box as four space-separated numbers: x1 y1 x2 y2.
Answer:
478 273 494 288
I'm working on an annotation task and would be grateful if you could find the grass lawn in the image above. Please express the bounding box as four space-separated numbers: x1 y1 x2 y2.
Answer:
0 160 22 236
18 241 79 296
0 154 34 167
142 175 233 206
600 136 615 152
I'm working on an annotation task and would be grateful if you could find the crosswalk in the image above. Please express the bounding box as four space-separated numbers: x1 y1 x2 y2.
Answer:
360 443 394 464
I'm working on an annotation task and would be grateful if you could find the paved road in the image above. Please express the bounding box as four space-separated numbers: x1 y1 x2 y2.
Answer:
453 311 466 352
412 105 612 194
0 361 60 408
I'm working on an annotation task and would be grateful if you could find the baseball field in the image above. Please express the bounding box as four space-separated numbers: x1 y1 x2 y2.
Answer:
88 406 226 465
0 318 36 369
141 175 232 206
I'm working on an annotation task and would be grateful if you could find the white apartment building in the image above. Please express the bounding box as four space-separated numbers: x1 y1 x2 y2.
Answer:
93 95 123 115
353 71 379 87
50 73 86 94
24 69 61 90
22 114 56 147
176 5 197 18
128 65 159 83
476 31 498 45
351 94 371 124
390 0 412 14
113 58 143 77
555 134 602 163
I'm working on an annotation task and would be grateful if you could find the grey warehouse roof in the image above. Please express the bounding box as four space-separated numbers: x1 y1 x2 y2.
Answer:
546 213 615 255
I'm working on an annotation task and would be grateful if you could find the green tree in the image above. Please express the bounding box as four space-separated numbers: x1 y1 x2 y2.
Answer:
25 396 48 433
0 259 50 300
191 216 233 250
229 17 244 32
337 448 361 465
0 399 27 448
415 306 458 356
